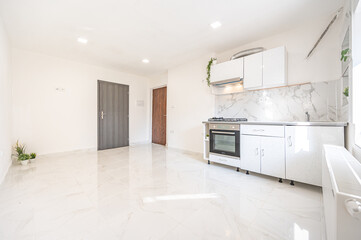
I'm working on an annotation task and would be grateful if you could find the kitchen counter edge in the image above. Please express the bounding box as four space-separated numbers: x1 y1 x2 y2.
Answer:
202 121 347 127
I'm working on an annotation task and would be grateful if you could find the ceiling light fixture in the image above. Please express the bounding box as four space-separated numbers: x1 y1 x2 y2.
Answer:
142 59 149 63
210 21 222 29
77 37 88 44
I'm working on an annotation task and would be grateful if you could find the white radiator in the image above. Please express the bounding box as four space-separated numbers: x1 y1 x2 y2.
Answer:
322 145 361 240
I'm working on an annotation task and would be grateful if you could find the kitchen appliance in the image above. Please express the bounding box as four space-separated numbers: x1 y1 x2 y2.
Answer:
208 117 248 122
209 123 240 157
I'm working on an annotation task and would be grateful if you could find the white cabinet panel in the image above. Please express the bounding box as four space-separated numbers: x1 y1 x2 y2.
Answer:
261 137 285 179
285 126 344 186
263 46 287 88
241 135 261 173
209 154 240 168
241 124 284 137
244 52 263 89
210 58 244 84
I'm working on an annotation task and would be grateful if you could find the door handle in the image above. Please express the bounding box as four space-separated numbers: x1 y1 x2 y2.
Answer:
101 111 104 119
287 136 292 147
261 149 264 157
345 199 361 220
255 148 259 156
212 131 235 135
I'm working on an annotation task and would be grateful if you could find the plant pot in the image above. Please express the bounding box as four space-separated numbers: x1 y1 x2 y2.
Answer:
20 160 29 166
29 158 36 163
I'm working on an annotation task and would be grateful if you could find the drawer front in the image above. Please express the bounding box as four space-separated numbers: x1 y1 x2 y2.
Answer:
241 125 284 137
209 154 240 168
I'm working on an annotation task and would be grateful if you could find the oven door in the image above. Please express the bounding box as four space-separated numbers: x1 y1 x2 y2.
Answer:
210 129 240 157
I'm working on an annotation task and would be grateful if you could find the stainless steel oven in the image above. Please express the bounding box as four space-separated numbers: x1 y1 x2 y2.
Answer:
209 124 240 157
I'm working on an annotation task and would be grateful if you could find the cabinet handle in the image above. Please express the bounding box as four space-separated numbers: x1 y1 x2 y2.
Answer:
261 149 264 157
253 129 265 132
255 148 259 156
287 136 292 147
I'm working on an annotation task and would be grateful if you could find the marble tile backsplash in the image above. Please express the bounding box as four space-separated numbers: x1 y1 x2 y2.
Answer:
215 80 348 122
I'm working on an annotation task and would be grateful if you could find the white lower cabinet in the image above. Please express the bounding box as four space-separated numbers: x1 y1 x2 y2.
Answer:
285 126 344 186
261 137 285 179
241 133 285 179
209 154 240 168
241 135 261 173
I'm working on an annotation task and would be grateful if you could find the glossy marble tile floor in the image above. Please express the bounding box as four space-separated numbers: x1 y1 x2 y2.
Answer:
0 144 324 240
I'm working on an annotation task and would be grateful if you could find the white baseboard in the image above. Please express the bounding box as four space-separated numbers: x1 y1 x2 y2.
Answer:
38 147 97 157
130 140 151 146
0 159 11 185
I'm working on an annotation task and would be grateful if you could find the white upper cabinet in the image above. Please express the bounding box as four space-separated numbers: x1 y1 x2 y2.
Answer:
210 58 244 84
243 52 263 89
242 46 287 90
262 46 287 88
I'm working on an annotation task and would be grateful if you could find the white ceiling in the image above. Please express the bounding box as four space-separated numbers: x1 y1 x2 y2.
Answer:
0 0 343 76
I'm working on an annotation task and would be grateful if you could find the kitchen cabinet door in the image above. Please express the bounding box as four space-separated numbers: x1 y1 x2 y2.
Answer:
263 46 287 88
241 135 261 173
261 137 285 179
210 58 244 84
243 52 263 89
285 126 344 186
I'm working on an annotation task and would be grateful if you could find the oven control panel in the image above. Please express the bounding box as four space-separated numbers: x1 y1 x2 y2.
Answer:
209 124 240 131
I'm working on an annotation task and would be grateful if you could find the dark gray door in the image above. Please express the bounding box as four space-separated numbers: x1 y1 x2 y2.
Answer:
98 80 129 150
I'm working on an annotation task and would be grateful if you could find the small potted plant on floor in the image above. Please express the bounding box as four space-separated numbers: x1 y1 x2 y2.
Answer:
29 153 37 163
13 140 25 162
18 153 30 166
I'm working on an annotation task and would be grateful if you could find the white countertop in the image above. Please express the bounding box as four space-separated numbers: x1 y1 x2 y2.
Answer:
202 121 347 127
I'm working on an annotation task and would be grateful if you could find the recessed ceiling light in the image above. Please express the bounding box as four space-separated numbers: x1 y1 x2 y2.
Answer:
77 37 88 44
142 59 149 63
210 21 222 29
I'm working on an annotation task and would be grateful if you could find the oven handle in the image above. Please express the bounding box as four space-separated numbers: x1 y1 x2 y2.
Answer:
211 131 236 135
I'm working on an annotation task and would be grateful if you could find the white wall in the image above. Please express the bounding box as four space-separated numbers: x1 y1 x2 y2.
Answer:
149 72 168 89
217 14 345 85
167 54 215 153
0 16 12 183
12 49 150 155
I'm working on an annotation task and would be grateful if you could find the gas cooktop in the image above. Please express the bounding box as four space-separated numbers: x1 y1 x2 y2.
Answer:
208 117 248 122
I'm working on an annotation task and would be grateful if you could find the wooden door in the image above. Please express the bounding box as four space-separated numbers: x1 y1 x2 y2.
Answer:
152 87 167 145
98 80 129 150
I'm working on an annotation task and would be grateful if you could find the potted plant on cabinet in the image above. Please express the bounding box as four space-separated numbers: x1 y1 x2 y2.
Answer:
29 153 37 163
18 153 30 166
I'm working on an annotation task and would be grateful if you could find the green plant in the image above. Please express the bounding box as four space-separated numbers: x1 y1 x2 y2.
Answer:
18 153 30 161
30 153 37 159
341 48 350 62
343 87 349 97
13 140 26 158
206 58 216 87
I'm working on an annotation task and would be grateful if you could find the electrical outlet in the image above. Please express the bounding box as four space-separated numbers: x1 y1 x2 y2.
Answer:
170 130 174 134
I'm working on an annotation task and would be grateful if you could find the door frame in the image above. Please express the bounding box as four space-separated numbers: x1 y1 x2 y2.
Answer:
97 79 130 150
150 84 167 146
